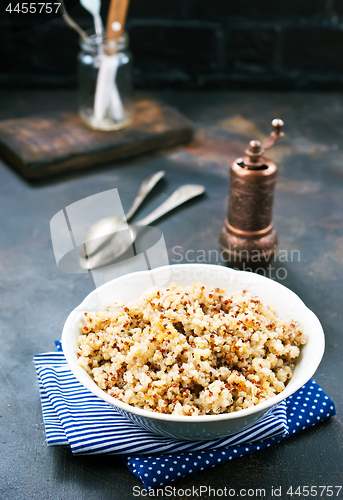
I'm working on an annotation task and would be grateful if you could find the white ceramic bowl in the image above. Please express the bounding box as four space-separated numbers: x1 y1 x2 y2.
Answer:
62 264 325 441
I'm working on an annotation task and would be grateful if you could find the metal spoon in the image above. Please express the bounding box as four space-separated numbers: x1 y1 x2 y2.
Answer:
80 184 205 269
82 170 165 257
61 0 88 40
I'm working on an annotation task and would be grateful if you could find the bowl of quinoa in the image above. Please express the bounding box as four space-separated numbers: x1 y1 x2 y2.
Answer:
62 264 325 440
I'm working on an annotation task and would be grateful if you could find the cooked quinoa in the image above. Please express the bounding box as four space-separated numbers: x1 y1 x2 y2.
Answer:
77 283 307 416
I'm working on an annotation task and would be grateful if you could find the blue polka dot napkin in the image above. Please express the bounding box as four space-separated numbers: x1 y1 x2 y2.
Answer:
124 381 336 488
34 344 336 489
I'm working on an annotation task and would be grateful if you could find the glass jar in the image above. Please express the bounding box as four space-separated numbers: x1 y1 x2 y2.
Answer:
78 33 134 131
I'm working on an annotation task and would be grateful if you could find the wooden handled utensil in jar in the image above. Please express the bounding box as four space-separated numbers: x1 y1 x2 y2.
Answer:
105 0 130 55
93 0 131 123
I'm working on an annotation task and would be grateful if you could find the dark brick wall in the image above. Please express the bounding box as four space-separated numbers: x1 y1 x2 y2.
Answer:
1 0 343 89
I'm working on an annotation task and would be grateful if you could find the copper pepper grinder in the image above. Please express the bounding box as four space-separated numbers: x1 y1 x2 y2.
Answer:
219 119 284 268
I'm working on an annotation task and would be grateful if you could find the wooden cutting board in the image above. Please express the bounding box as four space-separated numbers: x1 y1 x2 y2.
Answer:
0 97 193 180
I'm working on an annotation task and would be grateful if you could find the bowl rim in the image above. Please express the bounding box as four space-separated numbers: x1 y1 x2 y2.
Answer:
62 263 325 423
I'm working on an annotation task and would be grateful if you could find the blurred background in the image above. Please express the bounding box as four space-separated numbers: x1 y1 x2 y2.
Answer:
2 0 343 91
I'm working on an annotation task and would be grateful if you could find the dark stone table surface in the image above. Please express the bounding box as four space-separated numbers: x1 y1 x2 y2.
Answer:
0 90 342 500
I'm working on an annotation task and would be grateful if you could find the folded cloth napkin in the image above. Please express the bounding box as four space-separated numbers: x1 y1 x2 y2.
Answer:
34 344 336 489
34 349 288 454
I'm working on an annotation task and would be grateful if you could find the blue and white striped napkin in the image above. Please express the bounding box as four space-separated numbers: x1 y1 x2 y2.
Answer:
34 344 336 488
